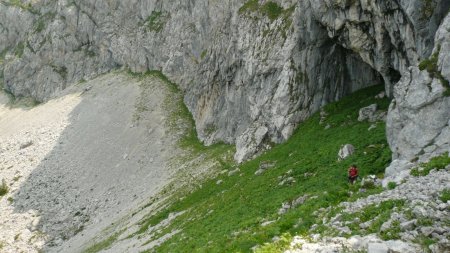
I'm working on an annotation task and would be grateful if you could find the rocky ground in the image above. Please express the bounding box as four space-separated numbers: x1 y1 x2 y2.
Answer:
283 168 450 253
0 73 180 252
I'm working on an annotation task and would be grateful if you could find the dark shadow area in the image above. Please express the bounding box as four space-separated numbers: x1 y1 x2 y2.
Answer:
11 74 176 250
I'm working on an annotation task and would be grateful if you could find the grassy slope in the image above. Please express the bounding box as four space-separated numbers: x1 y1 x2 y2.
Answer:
130 85 392 252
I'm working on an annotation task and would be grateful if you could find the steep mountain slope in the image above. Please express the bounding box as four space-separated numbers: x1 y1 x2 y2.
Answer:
0 73 184 252
78 85 448 253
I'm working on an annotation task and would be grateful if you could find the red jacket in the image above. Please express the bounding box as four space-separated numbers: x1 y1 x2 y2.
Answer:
349 167 358 177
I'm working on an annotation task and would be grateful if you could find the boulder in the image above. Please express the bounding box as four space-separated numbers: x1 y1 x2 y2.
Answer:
382 159 415 187
234 124 269 163
368 242 389 253
338 144 355 160
385 240 419 253
254 161 275 175
358 104 378 122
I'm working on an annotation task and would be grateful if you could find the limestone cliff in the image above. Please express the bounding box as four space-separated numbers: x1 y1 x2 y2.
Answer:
0 0 449 162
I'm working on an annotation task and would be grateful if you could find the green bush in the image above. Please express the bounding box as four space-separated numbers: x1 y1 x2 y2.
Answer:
147 11 170 32
410 152 450 177
238 0 259 14
260 2 284 21
387 182 397 190
380 220 401 240
0 179 8 197
439 189 450 203
14 42 25 58
418 48 450 96
239 0 293 22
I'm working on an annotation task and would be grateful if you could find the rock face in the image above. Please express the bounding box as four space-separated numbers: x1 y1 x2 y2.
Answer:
387 14 450 162
0 0 449 162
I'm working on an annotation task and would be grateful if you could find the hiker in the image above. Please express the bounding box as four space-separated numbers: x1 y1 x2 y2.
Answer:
348 165 358 184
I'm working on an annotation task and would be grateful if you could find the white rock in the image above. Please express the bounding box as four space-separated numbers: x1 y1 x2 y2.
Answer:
368 242 389 253
338 144 355 160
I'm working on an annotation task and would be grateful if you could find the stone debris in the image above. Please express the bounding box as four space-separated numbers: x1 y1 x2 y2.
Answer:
228 168 240 177
278 195 310 215
358 104 386 122
382 159 415 188
255 161 276 176
19 141 33 150
309 169 450 253
234 124 269 163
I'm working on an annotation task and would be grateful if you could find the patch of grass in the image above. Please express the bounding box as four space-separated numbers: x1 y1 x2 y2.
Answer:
1 80 41 108
387 181 397 190
131 85 393 252
0 47 9 64
380 220 401 240
14 42 25 58
83 232 122 253
419 47 450 96
340 199 405 238
146 11 170 32
254 233 293 253
260 2 284 21
238 0 259 14
421 0 435 20
200 50 207 60
4 0 39 14
0 179 9 197
239 0 294 22
410 152 450 176
439 188 450 202
414 235 436 253
417 217 434 226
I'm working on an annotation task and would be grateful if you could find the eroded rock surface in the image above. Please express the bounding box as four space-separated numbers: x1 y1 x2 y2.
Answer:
1 0 448 161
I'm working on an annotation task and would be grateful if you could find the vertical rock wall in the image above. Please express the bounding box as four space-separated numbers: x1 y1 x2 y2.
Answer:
0 0 449 161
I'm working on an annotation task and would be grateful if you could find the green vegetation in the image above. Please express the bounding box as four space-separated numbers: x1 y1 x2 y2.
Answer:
0 179 9 197
146 11 170 32
34 12 57 33
0 47 8 65
0 77 41 108
380 220 401 240
418 48 450 96
387 181 397 190
414 235 436 253
200 50 208 60
14 42 25 58
128 70 232 156
4 0 39 14
239 0 294 22
260 2 284 21
335 199 405 239
254 233 293 253
421 0 435 20
417 217 433 226
83 232 122 253
439 188 450 203
123 85 392 252
52 65 68 80
410 152 450 177
239 0 259 14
